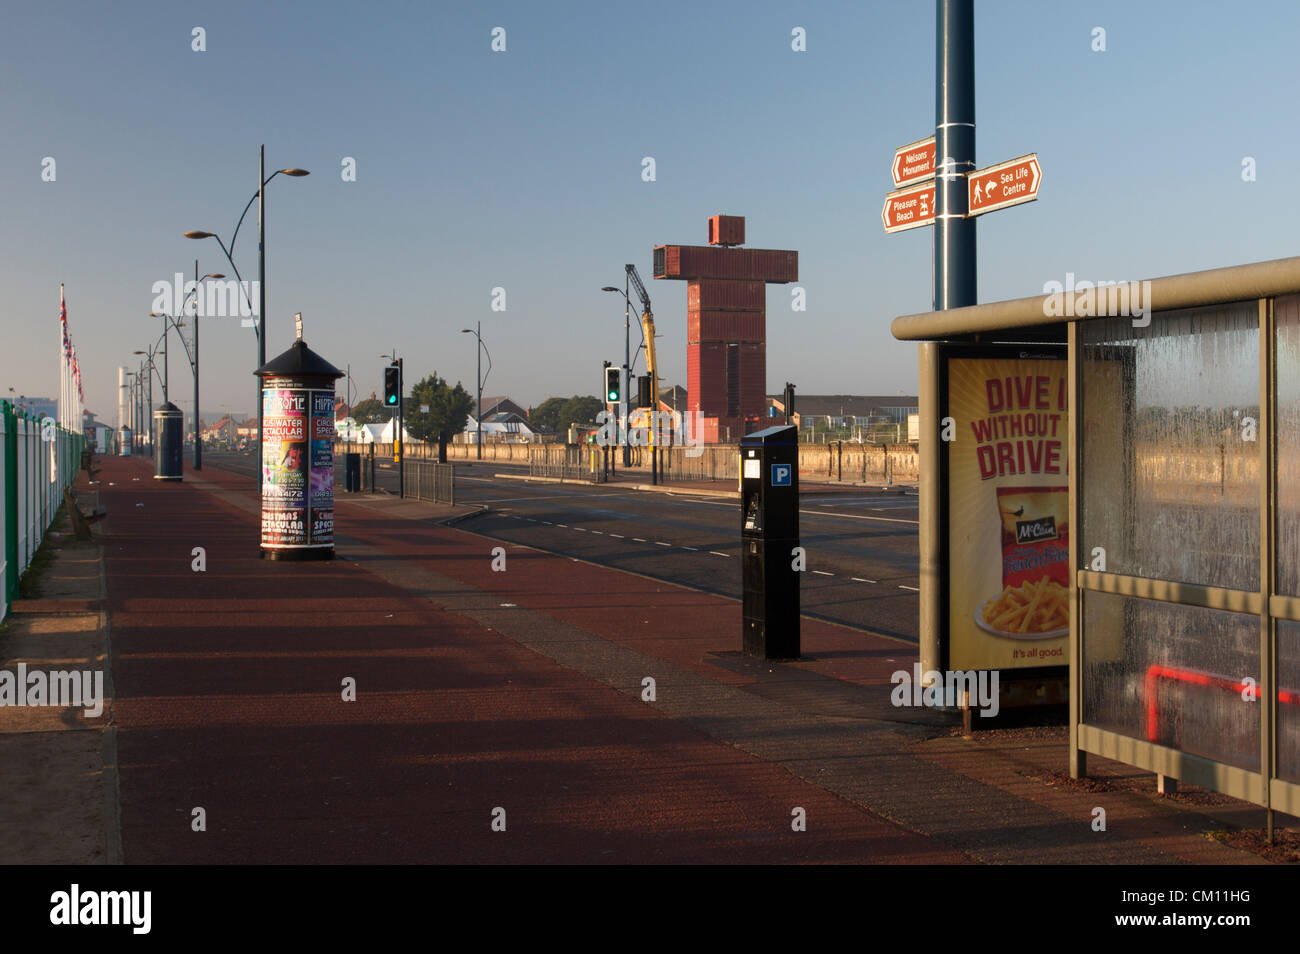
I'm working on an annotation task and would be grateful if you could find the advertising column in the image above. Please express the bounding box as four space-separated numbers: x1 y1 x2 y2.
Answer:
255 338 344 560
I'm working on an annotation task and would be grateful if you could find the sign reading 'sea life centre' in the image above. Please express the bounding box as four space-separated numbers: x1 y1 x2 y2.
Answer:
255 338 344 561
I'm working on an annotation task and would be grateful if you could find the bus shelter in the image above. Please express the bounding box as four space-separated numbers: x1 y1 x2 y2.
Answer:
893 255 1300 829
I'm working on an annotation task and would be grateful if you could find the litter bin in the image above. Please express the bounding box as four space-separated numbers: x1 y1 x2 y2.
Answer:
740 424 801 659
254 336 345 560
119 425 132 456
153 402 184 481
344 452 361 493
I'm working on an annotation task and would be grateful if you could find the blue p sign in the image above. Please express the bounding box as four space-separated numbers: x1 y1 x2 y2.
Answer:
771 463 791 487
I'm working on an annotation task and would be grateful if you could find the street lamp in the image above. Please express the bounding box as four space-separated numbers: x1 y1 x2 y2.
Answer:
151 266 225 469
601 282 635 466
459 324 491 461
185 148 309 490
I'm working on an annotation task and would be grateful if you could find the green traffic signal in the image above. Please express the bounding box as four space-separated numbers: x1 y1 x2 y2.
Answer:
384 366 400 405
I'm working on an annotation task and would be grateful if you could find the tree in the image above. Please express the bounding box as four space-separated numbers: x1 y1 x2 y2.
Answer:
404 373 474 444
351 397 387 424
530 395 603 433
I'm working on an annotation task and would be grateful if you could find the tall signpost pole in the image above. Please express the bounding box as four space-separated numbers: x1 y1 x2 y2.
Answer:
934 0 976 312
922 0 975 685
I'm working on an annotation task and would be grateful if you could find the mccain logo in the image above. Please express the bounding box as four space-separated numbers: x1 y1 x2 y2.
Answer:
1015 516 1058 544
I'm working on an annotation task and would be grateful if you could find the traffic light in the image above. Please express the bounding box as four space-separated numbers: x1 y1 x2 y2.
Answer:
605 365 621 404
384 366 400 406
636 374 651 409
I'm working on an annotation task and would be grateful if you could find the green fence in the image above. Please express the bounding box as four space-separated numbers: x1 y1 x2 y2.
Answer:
1 401 86 621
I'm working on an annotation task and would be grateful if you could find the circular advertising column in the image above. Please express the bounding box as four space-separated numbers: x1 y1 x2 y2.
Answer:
254 339 344 561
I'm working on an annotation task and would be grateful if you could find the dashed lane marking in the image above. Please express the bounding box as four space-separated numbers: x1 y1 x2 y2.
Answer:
709 551 730 558
812 570 834 576
899 584 920 591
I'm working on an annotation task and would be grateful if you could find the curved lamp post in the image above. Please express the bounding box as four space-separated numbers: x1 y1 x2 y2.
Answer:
150 266 226 469
184 147 309 489
459 324 491 460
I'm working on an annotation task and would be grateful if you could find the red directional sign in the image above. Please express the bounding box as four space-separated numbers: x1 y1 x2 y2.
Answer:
967 154 1042 217
892 136 936 188
881 181 935 233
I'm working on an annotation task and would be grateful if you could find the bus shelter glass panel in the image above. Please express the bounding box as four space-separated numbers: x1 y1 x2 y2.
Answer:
1083 591 1261 770
1080 304 1260 592
1278 621 1300 783
1277 294 1300 597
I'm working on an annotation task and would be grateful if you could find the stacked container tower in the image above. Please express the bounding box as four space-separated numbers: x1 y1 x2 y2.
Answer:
654 215 798 443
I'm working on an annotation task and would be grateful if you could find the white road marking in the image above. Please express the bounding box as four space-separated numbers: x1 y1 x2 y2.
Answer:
812 570 834 576
800 509 918 525
609 533 624 539
850 577 876 583
573 527 587 532
899 584 920 591
655 541 671 547
680 498 918 525
590 530 604 534
632 538 647 543
709 551 730 558
681 546 698 551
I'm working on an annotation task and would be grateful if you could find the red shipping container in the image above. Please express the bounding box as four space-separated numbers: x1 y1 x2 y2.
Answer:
708 214 745 247
688 280 765 312
656 246 797 283
695 309 766 343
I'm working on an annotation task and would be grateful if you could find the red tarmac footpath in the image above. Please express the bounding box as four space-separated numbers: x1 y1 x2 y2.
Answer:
97 456 959 864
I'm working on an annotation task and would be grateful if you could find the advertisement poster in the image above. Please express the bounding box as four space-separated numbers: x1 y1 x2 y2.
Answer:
261 386 309 547
309 391 335 545
946 353 1069 671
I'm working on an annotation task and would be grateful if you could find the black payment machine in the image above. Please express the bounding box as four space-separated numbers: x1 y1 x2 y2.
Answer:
740 424 800 659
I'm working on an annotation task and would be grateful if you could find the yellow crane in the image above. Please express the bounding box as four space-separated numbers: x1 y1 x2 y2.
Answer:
625 264 661 461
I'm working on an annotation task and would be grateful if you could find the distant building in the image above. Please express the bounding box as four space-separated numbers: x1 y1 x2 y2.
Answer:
203 415 239 444
82 411 112 454
471 396 529 421
10 395 57 420
658 384 687 413
462 410 536 443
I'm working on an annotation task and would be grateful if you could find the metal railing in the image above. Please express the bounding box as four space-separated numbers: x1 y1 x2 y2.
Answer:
528 446 607 482
401 460 455 504
2 402 86 621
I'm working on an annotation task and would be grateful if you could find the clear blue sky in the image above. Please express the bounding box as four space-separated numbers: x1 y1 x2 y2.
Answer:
2 0 1296 423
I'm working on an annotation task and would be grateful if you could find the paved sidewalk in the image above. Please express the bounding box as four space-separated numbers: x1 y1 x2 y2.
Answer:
91 455 1273 864
0 469 115 864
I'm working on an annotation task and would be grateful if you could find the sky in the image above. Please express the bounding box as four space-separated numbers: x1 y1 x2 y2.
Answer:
2 0 1297 425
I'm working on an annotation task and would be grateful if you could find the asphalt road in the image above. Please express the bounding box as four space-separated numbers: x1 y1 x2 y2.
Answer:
203 451 920 642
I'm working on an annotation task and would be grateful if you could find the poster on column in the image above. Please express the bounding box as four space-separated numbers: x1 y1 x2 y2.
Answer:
943 348 1069 672
261 387 308 546
310 391 335 545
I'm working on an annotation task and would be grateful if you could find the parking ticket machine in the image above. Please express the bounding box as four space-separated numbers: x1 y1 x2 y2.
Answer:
740 424 800 659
